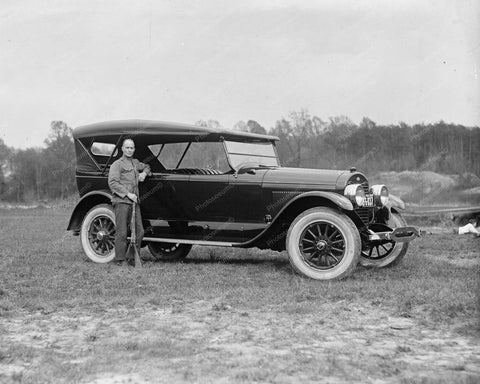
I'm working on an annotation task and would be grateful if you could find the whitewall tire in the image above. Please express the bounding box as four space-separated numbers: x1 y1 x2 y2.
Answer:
286 207 361 280
80 204 116 263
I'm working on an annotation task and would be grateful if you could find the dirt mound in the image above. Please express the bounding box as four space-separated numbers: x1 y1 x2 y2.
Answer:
373 171 480 205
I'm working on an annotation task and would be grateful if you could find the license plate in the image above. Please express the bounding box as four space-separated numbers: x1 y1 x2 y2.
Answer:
363 194 374 207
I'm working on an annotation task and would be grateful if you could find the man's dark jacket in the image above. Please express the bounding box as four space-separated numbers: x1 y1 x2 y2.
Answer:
108 155 151 204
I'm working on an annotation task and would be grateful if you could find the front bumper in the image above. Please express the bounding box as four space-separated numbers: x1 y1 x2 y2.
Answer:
368 226 423 242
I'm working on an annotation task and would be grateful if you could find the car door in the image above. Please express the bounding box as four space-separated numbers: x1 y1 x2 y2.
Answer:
138 142 193 239
139 172 191 238
226 170 269 241
176 140 243 242
186 173 239 241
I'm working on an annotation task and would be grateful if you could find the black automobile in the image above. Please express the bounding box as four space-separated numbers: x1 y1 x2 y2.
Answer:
67 120 420 280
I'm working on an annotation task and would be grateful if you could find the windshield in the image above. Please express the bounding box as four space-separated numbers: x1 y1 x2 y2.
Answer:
224 141 279 169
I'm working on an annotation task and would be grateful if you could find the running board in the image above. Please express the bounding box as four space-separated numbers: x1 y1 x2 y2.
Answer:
140 236 241 247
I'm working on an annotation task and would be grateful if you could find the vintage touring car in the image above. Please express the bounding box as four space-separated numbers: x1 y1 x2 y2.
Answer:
67 120 420 280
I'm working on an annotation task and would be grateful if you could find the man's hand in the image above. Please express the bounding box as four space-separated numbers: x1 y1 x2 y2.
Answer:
138 171 147 182
127 193 138 203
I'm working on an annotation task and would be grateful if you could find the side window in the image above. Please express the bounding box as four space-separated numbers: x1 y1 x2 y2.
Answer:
147 142 231 173
149 143 188 169
91 142 118 157
180 142 230 172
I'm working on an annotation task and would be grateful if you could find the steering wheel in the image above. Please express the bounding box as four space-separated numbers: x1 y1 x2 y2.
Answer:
236 162 258 171
234 162 260 175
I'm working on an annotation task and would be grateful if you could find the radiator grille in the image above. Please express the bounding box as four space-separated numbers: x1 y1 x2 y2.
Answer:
347 177 372 225
355 207 371 224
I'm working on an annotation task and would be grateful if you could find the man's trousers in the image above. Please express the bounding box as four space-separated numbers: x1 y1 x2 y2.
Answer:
113 202 145 261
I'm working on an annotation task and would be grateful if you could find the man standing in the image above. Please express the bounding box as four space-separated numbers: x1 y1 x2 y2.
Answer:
108 138 151 264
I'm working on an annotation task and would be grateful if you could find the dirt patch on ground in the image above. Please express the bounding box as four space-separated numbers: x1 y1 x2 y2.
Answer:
1 299 479 383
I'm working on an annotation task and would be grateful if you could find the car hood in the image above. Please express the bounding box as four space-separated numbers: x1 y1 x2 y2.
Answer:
262 167 366 190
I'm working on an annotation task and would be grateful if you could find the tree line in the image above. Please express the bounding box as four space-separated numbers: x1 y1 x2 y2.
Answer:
1 112 479 202
0 121 76 202
267 111 480 176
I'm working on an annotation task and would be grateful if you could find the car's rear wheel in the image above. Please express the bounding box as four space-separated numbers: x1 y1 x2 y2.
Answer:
147 242 192 261
286 207 361 280
360 212 409 268
80 204 116 263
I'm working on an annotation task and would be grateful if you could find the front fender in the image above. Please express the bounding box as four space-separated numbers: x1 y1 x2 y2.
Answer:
240 191 353 248
67 190 112 231
281 191 354 213
387 193 405 211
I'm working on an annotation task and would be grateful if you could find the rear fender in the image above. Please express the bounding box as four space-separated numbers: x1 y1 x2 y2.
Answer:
67 191 112 232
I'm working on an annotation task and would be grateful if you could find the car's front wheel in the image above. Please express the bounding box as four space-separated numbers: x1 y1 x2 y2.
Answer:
80 204 116 263
286 207 361 280
147 242 192 261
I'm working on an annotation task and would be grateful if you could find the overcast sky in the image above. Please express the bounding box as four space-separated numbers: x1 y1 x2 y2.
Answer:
1 0 479 148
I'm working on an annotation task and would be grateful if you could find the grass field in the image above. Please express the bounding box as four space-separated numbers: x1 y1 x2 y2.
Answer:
0 208 479 383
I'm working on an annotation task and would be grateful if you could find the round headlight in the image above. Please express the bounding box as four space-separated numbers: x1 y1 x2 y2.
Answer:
371 184 389 206
344 184 366 207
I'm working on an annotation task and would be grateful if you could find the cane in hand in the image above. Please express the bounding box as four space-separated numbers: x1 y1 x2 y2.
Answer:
126 200 142 268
